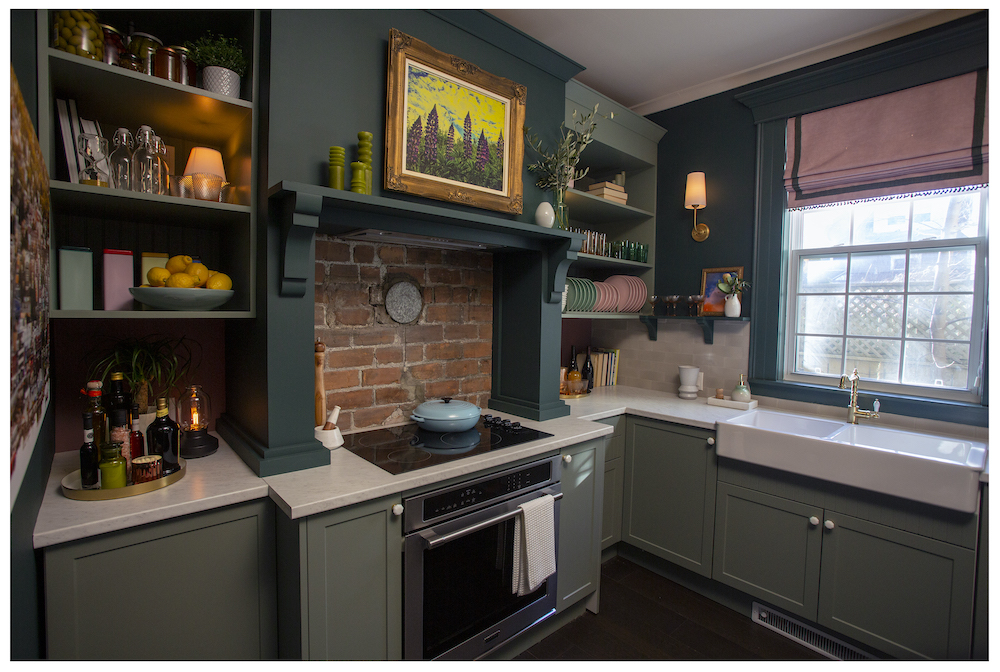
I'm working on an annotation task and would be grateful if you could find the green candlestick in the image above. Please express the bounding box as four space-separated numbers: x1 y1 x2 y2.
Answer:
350 161 367 194
329 146 345 190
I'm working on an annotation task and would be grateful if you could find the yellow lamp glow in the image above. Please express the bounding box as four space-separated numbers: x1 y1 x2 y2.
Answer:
685 172 709 242
184 147 226 181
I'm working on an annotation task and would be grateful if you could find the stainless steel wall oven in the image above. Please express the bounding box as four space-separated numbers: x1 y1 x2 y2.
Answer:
403 455 562 660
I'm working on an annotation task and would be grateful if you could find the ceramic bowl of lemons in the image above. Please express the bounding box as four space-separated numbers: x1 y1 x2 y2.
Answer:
129 287 234 310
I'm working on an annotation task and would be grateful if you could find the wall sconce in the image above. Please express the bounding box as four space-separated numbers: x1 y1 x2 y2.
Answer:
685 171 709 242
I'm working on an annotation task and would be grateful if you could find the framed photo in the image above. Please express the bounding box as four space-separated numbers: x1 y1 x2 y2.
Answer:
385 29 525 214
701 266 744 316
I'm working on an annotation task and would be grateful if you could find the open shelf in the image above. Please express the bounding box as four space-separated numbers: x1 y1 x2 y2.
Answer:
639 315 750 344
564 187 654 224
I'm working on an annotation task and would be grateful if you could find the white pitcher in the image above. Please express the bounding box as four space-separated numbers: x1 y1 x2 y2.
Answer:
678 365 704 400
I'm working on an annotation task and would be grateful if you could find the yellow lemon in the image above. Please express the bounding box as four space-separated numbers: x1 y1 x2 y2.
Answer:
206 272 233 291
165 272 196 288
146 266 171 287
165 254 193 274
184 262 211 287
208 269 218 277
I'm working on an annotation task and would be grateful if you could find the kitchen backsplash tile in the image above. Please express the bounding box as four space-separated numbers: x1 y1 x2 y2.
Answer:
315 236 492 431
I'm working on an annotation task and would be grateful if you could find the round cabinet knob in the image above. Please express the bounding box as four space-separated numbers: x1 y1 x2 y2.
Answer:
391 504 404 517
824 519 835 530
562 454 572 464
809 516 820 526
707 437 715 446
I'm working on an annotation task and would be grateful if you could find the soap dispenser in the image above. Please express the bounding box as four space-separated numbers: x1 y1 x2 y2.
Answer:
732 374 751 403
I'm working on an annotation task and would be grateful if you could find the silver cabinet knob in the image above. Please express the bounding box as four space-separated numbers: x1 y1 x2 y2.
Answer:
707 437 715 446
809 516 820 526
824 519 835 530
391 504 404 516
562 454 572 464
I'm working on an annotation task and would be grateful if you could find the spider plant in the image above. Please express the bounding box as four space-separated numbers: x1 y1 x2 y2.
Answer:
87 335 199 412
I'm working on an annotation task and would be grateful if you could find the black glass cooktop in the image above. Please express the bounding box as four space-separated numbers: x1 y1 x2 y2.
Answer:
342 415 553 475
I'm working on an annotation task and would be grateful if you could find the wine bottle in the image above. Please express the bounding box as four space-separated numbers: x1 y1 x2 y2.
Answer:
582 347 595 391
146 397 181 475
80 411 100 490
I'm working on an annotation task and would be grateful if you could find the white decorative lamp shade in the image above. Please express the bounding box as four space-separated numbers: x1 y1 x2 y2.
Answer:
685 171 707 209
184 147 226 181
684 171 709 242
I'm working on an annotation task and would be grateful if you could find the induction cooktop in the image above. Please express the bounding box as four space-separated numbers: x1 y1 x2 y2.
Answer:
342 415 554 475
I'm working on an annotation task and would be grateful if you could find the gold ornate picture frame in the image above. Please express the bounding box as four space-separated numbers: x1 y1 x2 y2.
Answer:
385 29 525 214
701 266 743 316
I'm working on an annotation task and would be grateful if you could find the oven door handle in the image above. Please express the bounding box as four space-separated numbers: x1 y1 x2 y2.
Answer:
421 490 562 550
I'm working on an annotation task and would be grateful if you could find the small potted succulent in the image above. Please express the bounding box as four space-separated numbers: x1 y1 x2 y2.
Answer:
717 273 750 317
184 31 247 99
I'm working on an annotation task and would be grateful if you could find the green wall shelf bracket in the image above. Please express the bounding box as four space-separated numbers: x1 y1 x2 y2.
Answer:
275 189 322 298
639 315 749 344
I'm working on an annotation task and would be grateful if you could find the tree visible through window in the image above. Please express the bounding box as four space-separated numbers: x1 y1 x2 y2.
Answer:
784 187 987 402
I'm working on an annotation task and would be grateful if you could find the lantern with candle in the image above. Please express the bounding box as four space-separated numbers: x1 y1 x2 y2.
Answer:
177 384 218 457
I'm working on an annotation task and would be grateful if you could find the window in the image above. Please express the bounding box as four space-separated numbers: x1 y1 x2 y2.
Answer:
783 188 987 403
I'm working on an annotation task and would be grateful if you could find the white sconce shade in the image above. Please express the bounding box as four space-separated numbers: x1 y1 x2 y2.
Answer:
685 171 706 209
184 147 227 181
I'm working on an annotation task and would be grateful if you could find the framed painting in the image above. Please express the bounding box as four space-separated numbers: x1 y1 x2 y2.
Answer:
701 266 743 316
385 28 525 214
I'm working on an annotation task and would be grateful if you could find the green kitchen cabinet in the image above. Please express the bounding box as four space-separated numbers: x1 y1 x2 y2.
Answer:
622 417 717 577
556 438 606 613
276 494 403 660
972 483 988 660
598 416 625 549
44 500 277 660
714 468 978 660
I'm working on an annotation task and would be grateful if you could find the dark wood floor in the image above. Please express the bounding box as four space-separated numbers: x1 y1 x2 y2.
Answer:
516 556 828 661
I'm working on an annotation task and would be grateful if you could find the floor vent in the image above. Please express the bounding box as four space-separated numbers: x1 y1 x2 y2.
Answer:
751 602 877 660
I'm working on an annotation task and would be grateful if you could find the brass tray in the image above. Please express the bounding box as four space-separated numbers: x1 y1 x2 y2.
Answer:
560 390 591 400
61 458 186 501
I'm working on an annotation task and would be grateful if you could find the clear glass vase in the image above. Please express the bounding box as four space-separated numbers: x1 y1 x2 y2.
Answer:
554 188 569 230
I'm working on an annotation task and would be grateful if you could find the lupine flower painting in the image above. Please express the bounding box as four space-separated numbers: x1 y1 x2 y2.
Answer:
385 29 525 214
404 62 507 192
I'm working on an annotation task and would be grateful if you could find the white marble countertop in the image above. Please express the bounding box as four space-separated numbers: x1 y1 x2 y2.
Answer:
33 433 268 549
264 410 613 520
562 385 749 428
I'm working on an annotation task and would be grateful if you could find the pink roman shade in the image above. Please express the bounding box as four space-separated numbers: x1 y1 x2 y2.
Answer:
785 70 988 208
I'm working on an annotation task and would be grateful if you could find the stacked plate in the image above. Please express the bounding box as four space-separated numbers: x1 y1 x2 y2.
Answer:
604 275 647 313
564 275 645 313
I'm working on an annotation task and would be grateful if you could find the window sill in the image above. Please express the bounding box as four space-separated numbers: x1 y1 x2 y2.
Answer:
747 379 988 428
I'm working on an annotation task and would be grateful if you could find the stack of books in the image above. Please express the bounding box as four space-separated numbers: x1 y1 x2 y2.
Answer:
587 181 627 205
576 348 620 387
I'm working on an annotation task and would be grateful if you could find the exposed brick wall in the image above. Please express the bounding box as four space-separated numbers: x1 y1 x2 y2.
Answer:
315 236 493 431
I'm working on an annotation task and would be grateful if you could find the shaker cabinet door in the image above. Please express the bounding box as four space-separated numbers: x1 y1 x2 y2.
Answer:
556 438 605 612
623 417 717 577
713 482 823 620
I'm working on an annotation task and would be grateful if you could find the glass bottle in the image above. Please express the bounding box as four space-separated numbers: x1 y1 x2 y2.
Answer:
83 384 107 452
566 345 581 382
80 411 100 490
106 371 130 416
108 127 133 191
109 408 133 484
131 125 157 194
146 397 181 475
98 441 127 489
77 133 109 187
153 135 169 195
582 347 595 391
130 404 146 463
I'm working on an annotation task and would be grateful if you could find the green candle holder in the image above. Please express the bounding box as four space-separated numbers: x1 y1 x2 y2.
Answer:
329 146 346 190
350 161 367 194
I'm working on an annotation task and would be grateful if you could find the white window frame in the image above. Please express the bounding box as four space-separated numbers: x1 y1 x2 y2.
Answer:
780 188 988 404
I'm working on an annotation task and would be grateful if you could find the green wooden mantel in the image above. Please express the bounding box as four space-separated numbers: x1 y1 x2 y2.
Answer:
267 181 582 421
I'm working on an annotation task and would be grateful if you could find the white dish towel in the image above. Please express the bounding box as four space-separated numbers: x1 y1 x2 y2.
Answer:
512 494 556 597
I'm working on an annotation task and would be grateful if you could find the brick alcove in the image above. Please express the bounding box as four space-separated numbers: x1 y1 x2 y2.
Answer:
314 236 493 431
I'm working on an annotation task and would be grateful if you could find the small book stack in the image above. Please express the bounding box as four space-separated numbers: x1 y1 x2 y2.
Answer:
587 181 627 204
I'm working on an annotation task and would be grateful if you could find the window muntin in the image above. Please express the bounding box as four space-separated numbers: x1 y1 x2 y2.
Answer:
783 188 987 402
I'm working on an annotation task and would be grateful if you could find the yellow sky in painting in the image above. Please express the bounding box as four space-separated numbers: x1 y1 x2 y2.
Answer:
405 60 507 146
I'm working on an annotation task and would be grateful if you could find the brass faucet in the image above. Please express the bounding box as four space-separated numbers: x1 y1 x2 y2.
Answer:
838 368 881 424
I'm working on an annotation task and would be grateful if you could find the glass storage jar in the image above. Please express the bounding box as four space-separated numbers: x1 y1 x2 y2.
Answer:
51 10 104 61
100 23 125 65
154 46 181 83
171 46 197 86
128 31 162 76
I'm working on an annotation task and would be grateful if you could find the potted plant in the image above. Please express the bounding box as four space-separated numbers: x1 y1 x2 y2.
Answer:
524 104 611 229
87 335 199 430
717 273 750 317
184 31 247 99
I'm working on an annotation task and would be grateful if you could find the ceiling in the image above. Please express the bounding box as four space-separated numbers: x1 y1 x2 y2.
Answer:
486 8 979 115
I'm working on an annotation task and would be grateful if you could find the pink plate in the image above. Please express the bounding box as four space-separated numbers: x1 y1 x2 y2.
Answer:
604 275 632 312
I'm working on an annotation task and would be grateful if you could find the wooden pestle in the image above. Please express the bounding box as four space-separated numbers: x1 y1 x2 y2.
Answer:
315 340 326 427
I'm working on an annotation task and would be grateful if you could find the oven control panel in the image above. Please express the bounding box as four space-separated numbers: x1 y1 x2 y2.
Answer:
417 459 555 525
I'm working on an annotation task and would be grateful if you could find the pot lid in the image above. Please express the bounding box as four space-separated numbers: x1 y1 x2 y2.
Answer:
412 397 480 421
